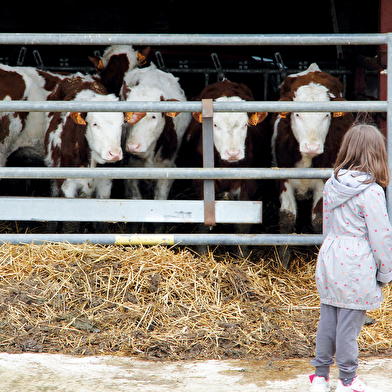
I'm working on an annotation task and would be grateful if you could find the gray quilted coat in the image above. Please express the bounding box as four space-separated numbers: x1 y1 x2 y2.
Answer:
315 170 392 310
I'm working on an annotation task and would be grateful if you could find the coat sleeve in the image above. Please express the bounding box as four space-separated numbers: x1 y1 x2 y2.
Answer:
362 185 392 283
322 180 333 241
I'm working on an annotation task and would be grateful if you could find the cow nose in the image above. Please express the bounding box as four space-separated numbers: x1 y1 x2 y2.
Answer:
108 150 123 162
226 149 241 161
127 143 141 153
304 143 321 156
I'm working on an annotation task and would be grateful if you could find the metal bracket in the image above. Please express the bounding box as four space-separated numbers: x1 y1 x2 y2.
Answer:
211 53 225 82
202 98 216 226
33 49 44 69
16 46 27 66
155 51 166 71
274 52 287 79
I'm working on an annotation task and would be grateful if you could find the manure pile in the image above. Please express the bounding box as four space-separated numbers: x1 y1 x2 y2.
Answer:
0 243 390 360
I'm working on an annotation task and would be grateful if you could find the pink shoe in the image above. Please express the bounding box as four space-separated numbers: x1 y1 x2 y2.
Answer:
335 376 382 392
309 374 331 392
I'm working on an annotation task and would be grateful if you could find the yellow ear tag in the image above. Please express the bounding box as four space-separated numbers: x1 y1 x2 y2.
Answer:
138 53 147 65
248 113 258 126
98 59 104 70
166 112 179 118
279 112 289 118
333 112 344 118
70 112 87 126
124 112 134 123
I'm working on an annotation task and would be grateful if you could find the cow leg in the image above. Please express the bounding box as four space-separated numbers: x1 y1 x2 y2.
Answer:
278 180 297 268
311 180 324 233
61 179 86 233
154 179 173 200
279 180 297 233
92 179 113 233
125 179 142 200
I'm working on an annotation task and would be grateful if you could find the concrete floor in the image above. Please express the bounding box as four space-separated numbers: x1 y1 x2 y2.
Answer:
0 353 390 391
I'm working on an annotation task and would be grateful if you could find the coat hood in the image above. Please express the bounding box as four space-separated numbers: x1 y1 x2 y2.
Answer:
326 169 373 210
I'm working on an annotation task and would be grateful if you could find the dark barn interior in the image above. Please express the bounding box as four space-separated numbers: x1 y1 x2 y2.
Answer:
0 0 383 101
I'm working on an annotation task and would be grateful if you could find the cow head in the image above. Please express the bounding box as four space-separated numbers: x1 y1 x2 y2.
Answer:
278 64 349 158
122 85 180 158
192 96 267 162
71 91 124 164
89 45 150 73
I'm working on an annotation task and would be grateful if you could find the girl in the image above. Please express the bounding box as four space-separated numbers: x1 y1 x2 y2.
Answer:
309 123 392 392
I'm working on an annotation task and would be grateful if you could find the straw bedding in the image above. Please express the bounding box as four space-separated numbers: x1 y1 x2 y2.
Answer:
0 242 390 360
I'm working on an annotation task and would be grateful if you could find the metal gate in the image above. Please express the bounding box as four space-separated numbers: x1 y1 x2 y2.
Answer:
0 33 390 246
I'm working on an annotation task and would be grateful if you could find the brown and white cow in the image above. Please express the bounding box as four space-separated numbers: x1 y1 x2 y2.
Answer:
0 64 68 169
177 79 270 255
90 45 150 97
44 75 125 200
271 63 354 265
121 63 192 201
179 79 270 201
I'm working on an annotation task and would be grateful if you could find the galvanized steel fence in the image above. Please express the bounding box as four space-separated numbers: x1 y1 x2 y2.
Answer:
0 33 390 246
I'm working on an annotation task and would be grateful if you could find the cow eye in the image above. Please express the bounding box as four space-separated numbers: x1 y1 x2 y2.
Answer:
325 113 330 118
295 113 300 118
151 115 156 119
92 123 98 127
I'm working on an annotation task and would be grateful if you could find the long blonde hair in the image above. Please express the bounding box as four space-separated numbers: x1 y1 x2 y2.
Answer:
334 123 390 187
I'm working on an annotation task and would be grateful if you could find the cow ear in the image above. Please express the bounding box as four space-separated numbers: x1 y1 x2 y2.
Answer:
89 56 104 71
70 112 87 126
137 47 150 66
166 112 180 118
278 97 292 118
248 112 268 125
331 97 349 117
125 112 146 124
165 98 180 118
192 112 203 123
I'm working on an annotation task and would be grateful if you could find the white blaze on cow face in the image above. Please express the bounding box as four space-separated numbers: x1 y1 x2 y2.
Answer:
212 96 249 162
291 83 332 157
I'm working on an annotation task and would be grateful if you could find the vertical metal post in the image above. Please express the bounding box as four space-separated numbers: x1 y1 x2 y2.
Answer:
387 33 392 218
202 99 216 226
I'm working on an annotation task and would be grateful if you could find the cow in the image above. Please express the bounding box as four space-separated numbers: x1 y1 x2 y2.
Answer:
121 63 192 201
90 45 150 97
177 79 270 256
271 63 354 267
0 64 68 169
44 75 125 202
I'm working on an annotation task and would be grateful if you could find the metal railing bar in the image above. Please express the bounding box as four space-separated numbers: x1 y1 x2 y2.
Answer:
0 100 387 112
0 167 333 180
0 33 387 46
0 233 324 246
